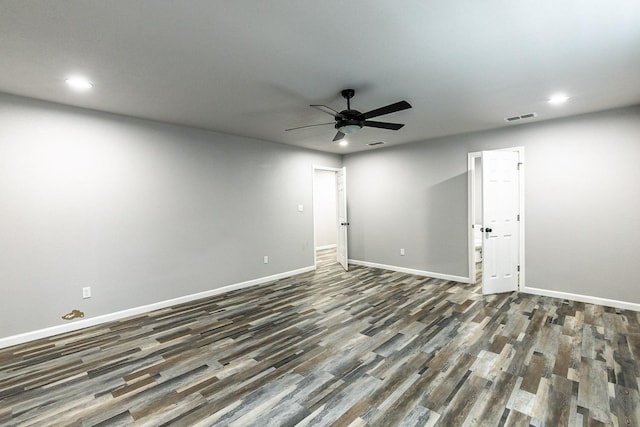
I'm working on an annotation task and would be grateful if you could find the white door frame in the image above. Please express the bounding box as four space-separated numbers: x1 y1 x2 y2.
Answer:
312 165 342 268
335 166 349 271
467 147 525 288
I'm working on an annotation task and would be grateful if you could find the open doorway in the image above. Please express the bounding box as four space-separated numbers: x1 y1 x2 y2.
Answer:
313 166 348 271
468 148 525 294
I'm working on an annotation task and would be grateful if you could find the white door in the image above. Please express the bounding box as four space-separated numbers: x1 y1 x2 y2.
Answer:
482 150 520 294
336 167 349 271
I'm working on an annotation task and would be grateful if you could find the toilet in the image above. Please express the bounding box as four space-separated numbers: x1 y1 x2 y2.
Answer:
474 225 483 262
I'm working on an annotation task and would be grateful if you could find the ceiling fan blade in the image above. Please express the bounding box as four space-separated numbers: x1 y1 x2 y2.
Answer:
311 104 342 117
363 121 405 130
332 131 346 141
285 122 334 131
362 100 412 119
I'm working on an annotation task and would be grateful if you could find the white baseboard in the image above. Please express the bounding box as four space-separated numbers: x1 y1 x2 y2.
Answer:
0 265 316 350
521 285 640 312
315 244 337 250
349 259 471 284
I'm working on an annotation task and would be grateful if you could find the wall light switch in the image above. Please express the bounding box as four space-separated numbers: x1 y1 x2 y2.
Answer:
82 286 91 299
400 248 405 256
298 204 304 212
263 255 269 264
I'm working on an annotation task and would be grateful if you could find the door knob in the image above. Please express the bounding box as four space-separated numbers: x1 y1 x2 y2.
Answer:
485 227 492 233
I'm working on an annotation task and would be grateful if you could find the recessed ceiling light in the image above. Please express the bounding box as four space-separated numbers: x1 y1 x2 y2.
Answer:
548 93 569 105
338 140 349 147
65 76 93 91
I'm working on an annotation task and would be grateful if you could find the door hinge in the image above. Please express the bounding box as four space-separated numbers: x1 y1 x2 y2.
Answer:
517 265 520 272
517 162 523 170
517 214 520 221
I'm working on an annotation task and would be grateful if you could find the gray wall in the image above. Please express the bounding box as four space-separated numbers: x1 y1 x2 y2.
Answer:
2 91 639 339
344 105 640 303
313 169 337 248
0 93 340 337
474 157 482 224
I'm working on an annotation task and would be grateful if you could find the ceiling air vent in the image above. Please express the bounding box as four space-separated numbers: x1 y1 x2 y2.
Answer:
367 141 385 146
504 112 537 122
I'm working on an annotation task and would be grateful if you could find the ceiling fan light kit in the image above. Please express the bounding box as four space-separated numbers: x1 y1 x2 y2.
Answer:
286 88 412 143
336 121 362 134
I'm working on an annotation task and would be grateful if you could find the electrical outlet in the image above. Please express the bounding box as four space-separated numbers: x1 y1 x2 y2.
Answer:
82 286 91 299
400 248 405 256
263 255 269 264
297 204 304 212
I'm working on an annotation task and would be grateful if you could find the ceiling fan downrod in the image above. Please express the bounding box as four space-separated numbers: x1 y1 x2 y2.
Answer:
341 89 355 111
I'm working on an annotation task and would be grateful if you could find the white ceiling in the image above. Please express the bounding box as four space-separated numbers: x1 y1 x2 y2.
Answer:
1 1 639 154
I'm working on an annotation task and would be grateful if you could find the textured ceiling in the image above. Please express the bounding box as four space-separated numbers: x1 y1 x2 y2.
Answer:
1 1 639 153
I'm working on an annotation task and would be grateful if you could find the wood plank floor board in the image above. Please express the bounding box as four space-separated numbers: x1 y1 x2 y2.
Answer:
1 248 639 426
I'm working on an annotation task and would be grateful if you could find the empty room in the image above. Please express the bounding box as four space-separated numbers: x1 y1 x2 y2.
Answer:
1 1 640 426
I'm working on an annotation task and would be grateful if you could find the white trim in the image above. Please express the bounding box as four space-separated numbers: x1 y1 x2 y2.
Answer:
336 166 348 272
349 259 471 283
516 147 526 290
312 166 342 172
0 265 315 349
312 165 342 268
521 285 640 312
467 152 480 283
313 165 342 172
315 244 337 250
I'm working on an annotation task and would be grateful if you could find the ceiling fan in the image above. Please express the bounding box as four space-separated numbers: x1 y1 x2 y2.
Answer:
285 89 412 142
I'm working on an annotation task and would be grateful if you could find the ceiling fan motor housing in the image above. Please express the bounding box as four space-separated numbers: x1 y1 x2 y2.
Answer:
335 109 364 133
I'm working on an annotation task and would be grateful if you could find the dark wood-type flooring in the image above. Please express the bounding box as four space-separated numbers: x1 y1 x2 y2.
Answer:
1 249 640 426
